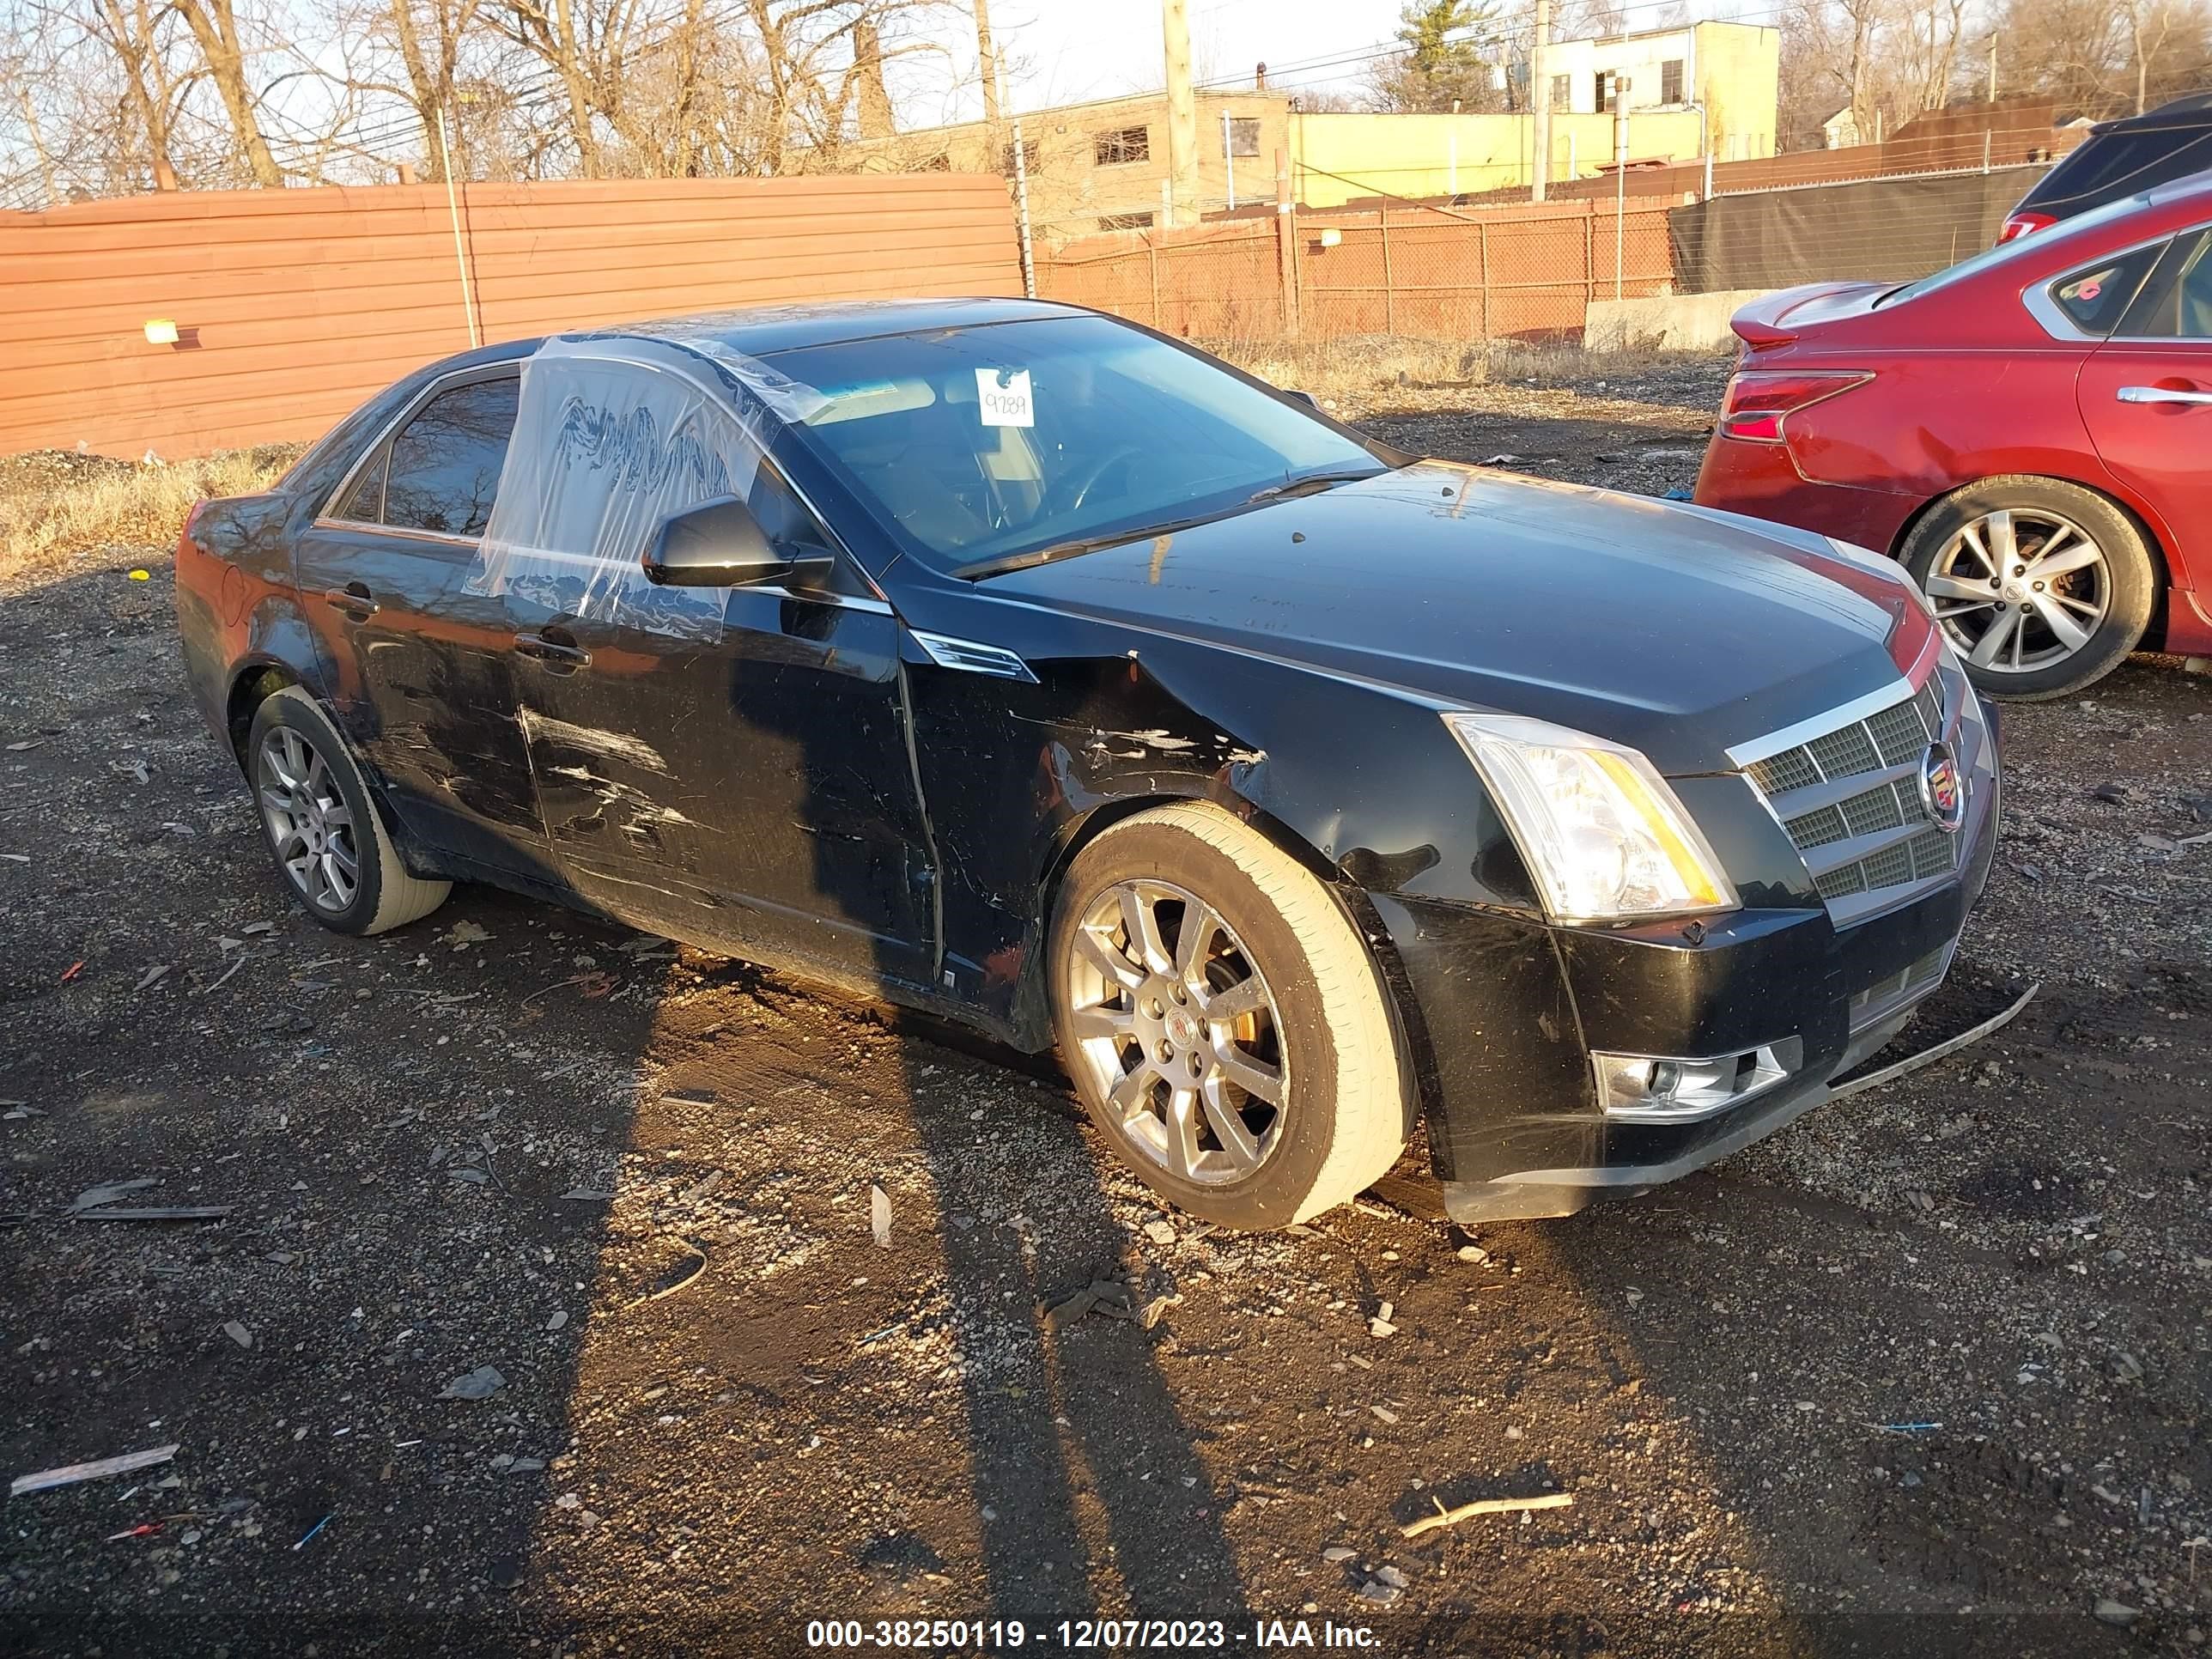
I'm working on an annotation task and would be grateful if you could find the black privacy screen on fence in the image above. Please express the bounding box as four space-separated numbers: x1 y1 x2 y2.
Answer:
1668 164 2054 294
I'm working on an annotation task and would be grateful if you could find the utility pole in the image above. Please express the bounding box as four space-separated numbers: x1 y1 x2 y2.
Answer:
1162 0 1199 227
1011 112 1035 298
975 0 1000 127
1613 82 1629 303
1530 0 1552 203
435 106 481 349
1986 35 1997 102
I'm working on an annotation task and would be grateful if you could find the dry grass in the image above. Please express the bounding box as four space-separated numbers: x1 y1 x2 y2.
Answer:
1208 333 1673 403
0 446 300 586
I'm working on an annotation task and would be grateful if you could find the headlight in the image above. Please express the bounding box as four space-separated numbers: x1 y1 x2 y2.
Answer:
1443 712 1740 922
1825 535 1936 621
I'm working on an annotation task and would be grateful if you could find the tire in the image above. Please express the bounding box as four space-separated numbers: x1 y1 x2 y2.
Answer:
1048 800 1412 1230
1899 477 2157 701
246 686 451 935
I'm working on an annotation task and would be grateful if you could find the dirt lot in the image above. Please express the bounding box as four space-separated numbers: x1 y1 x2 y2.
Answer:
3 358 2211 1657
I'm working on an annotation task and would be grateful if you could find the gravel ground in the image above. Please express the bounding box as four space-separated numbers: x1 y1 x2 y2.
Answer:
3 362 2210 1657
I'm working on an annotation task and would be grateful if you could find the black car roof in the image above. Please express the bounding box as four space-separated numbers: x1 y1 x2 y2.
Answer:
2089 90 2212 133
611 296 1088 357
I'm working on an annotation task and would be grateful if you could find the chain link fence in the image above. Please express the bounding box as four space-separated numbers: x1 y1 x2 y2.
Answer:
1038 197 1674 347
1039 158 2061 349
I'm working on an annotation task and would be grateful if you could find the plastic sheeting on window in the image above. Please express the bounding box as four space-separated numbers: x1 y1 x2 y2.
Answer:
466 333 827 642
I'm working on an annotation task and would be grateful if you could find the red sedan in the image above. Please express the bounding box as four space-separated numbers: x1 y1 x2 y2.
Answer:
1695 173 2212 698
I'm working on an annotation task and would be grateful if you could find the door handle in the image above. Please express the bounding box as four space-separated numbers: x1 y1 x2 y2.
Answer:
512 630 592 670
2117 385 2212 406
323 582 378 619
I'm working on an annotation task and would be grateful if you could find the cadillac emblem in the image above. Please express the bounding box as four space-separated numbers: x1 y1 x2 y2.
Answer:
1919 742 1965 834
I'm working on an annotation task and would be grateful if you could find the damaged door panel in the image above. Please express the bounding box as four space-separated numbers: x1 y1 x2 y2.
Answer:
289 369 545 875
508 584 933 984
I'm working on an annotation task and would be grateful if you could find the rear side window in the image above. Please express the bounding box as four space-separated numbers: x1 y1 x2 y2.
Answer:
2024 127 2212 215
380 377 520 538
2049 241 2166 334
331 447 387 523
2118 230 2212 337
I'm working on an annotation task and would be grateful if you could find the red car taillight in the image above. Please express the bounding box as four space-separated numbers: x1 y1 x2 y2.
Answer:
1717 371 1873 443
1998 211 2056 243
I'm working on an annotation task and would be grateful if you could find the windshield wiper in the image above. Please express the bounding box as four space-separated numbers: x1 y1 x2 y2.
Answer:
951 512 1231 580
951 463 1394 582
1243 464 1388 503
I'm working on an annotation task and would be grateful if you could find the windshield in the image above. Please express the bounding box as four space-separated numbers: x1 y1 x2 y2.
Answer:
763 315 1385 572
1876 187 2159 307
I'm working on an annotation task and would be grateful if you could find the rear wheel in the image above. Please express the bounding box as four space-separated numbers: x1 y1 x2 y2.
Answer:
1048 801 1411 1230
1899 477 2156 700
246 687 450 935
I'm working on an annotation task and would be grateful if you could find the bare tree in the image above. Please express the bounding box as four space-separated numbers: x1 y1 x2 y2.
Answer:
171 0 283 183
1993 0 2209 115
386 0 489 173
1 0 964 198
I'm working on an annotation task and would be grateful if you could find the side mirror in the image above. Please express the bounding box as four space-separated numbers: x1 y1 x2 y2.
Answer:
1286 390 1322 410
641 495 819 588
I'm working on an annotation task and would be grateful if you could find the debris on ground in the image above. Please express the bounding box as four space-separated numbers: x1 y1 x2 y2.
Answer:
222 1321 252 1350
870 1182 891 1248
69 1177 158 1212
1043 1279 1176 1334
438 1365 506 1401
620 1242 708 1310
1401 1490 1575 1538
10 1443 180 1498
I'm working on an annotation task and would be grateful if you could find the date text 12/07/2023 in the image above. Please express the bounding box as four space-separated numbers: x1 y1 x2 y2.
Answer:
803 1619 1384 1649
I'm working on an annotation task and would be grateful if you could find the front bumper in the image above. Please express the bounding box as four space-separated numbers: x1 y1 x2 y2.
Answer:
1376 680 2001 1224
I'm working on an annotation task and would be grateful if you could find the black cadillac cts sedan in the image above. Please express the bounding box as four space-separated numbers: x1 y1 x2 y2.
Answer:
175 299 1998 1231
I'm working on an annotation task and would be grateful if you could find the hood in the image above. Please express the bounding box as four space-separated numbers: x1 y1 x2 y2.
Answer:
984 463 1934 775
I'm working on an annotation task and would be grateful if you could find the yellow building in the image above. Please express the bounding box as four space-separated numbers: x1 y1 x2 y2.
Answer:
1291 109 1708 208
852 88 1293 241
1538 21 1781 161
848 21 1777 240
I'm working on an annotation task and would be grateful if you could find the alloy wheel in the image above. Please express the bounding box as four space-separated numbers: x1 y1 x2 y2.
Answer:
1923 508 2109 675
256 727 360 914
1060 878 1288 1185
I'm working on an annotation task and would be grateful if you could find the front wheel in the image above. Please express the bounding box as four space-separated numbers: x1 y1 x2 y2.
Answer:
246 686 451 935
1048 801 1412 1231
1899 477 2157 700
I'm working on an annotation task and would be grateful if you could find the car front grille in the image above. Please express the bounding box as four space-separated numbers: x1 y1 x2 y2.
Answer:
1747 678 1957 926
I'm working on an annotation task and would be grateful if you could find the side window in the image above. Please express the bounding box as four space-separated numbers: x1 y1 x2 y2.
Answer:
331 446 387 523
381 377 520 538
2049 241 2166 336
2178 236 2212 339
2116 231 2212 339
